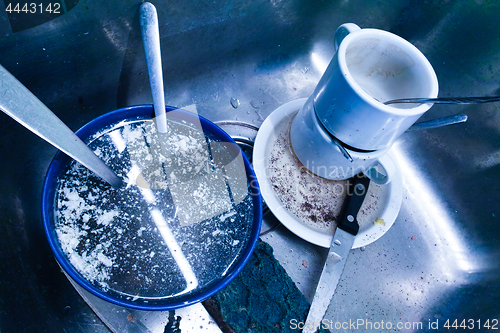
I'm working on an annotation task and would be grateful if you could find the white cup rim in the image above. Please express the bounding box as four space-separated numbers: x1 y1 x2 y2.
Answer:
337 28 439 117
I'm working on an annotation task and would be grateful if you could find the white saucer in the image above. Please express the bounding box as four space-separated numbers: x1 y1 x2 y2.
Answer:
253 98 403 248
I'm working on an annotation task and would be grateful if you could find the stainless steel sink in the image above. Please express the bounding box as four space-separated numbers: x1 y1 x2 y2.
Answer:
1 0 499 331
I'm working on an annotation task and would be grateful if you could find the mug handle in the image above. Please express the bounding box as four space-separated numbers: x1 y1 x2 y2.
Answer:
366 153 398 185
334 23 361 52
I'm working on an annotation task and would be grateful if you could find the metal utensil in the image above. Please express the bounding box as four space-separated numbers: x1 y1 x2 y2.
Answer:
0 64 123 189
140 2 168 133
303 174 370 333
320 112 467 163
384 96 500 105
407 113 468 132
315 108 354 162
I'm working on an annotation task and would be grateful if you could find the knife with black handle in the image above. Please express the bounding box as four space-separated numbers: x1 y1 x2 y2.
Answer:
302 174 370 333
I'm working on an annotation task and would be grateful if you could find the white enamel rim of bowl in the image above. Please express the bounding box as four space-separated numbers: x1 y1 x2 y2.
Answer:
253 98 403 248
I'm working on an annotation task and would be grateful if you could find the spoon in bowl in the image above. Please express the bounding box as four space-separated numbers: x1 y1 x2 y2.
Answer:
140 2 168 133
0 65 123 188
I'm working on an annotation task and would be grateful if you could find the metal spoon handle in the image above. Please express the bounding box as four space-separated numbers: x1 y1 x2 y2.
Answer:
0 65 123 188
406 114 468 132
140 2 167 133
385 96 500 105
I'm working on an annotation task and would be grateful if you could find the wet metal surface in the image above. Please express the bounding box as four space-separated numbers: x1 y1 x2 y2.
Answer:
1 0 500 332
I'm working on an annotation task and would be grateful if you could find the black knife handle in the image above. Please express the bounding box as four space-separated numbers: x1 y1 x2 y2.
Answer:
337 174 371 236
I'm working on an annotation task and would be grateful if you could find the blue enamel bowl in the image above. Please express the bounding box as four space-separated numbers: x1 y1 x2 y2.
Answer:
42 105 262 310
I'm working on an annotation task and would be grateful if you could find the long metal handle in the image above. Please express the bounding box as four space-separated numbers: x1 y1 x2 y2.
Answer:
385 96 500 105
140 2 167 133
0 65 123 188
407 114 468 132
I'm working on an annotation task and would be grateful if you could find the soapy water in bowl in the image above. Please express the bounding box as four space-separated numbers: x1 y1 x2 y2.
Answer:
54 115 254 303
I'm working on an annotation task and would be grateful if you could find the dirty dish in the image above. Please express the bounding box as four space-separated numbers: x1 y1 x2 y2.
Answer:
43 105 262 310
253 98 402 248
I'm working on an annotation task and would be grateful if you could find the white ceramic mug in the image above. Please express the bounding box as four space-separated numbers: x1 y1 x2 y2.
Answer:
312 23 439 151
290 98 398 185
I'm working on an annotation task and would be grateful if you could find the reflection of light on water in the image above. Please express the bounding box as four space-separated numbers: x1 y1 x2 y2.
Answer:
126 164 199 293
126 165 156 203
392 145 478 275
109 129 127 153
150 209 198 293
